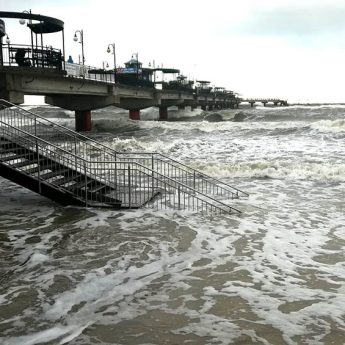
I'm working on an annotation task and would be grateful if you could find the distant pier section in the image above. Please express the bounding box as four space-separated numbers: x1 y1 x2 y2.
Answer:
0 11 288 131
242 98 289 107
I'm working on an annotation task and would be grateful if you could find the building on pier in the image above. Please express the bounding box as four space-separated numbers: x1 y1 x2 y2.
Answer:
116 54 154 88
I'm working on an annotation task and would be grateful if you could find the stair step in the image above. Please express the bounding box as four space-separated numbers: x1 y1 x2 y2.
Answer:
12 159 33 168
40 169 70 180
88 182 114 194
96 195 122 206
51 174 82 186
0 152 32 162
22 165 40 174
66 178 93 191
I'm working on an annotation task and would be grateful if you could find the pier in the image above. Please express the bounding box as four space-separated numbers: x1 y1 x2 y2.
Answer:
0 11 288 131
0 11 254 213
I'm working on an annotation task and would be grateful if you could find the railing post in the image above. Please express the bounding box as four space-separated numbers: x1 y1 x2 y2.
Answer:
74 138 77 172
114 160 117 201
84 161 88 206
114 152 117 188
178 185 181 210
151 155 154 196
36 139 41 194
128 165 131 208
193 171 196 191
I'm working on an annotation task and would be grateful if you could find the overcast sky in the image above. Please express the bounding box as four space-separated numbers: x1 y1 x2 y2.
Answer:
2 0 345 103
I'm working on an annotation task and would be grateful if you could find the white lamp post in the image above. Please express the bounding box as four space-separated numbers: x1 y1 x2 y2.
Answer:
107 43 116 82
73 30 85 65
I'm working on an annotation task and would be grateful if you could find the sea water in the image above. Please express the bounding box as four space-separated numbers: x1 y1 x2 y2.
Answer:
0 104 344 345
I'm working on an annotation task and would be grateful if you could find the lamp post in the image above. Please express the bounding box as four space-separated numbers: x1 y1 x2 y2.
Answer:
107 43 116 82
19 10 32 25
19 10 34 62
74 30 85 65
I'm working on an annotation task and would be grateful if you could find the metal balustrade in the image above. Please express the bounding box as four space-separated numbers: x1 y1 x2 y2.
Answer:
1 44 63 70
0 99 248 213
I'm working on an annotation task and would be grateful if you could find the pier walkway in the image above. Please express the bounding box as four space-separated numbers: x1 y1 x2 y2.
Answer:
0 11 287 131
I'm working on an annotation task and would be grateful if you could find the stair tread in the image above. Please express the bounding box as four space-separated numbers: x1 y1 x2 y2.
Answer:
52 174 82 186
0 153 33 162
88 183 114 194
66 178 93 190
40 169 70 180
12 160 33 168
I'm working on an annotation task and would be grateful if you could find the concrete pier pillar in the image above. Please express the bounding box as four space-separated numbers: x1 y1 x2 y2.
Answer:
208 105 213 111
178 105 185 110
159 106 168 120
201 105 207 111
250 102 255 107
75 110 92 132
129 109 140 120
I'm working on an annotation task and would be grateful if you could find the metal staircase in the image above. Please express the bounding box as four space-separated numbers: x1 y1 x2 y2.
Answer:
0 100 248 214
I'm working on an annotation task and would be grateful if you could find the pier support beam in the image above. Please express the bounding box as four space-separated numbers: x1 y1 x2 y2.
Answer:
178 105 185 110
129 109 140 120
159 106 168 120
201 105 207 111
75 110 92 132
208 105 213 111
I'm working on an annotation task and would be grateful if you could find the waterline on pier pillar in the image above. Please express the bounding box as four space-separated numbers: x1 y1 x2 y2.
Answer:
129 109 140 120
159 106 168 120
75 110 92 132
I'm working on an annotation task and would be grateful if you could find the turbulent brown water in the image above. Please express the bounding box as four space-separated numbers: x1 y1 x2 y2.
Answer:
0 104 344 344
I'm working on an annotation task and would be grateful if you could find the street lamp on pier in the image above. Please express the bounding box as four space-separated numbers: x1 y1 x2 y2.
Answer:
107 43 116 82
73 29 85 65
19 10 32 25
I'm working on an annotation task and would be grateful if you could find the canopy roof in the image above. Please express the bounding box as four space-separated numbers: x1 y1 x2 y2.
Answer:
153 68 180 74
0 11 64 34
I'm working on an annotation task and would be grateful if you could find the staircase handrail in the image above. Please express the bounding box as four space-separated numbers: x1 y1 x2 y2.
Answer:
0 99 248 198
0 120 241 213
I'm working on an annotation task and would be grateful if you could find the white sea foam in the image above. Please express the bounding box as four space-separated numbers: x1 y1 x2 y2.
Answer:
311 119 345 133
1 104 345 345
27 253 50 267
3 323 91 345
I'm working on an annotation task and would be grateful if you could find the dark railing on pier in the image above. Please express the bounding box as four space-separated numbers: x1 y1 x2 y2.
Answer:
1 44 63 70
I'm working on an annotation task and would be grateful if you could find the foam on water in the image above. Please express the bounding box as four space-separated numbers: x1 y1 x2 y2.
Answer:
311 119 345 133
1 104 345 344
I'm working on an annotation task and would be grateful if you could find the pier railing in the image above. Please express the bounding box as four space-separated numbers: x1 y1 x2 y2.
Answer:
0 100 248 213
1 44 63 70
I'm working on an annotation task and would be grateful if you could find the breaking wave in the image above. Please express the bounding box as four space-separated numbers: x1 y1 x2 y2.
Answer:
192 160 345 182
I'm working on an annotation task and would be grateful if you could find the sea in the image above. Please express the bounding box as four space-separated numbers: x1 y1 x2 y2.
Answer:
0 104 344 345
